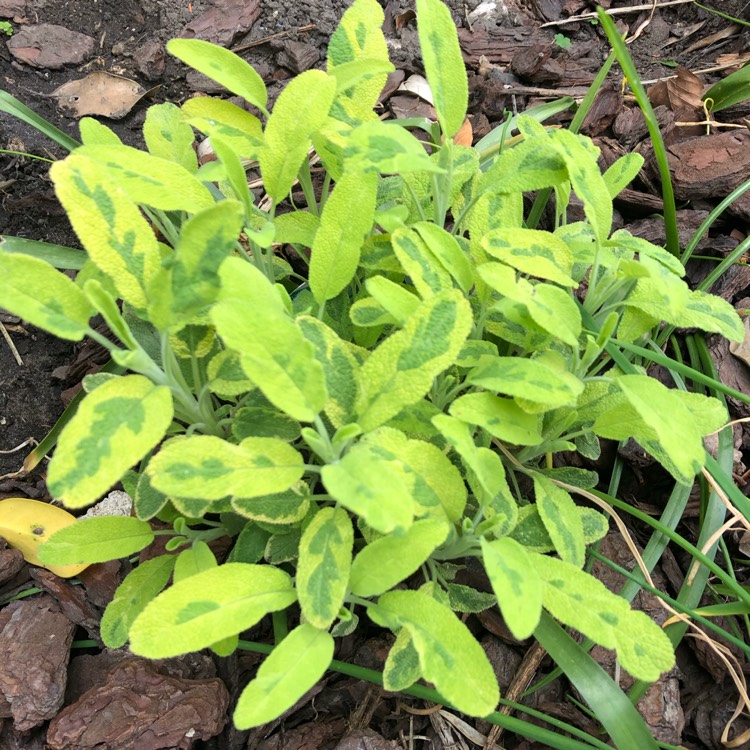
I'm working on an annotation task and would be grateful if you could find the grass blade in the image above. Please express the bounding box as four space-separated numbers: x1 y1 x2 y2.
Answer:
0 90 79 152
1 236 86 270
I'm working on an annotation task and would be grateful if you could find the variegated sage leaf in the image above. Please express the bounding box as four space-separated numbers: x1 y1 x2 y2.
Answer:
297 507 353 628
74 145 213 212
355 289 472 431
481 537 542 640
147 435 304 501
533 475 585 568
48 375 173 508
349 518 449 597
129 563 296 658
167 38 268 112
50 154 162 314
371 590 499 716
414 222 473 293
415 0 468 138
383 628 422 691
309 169 377 304
602 153 644 199
449 392 542 446
0 252 93 340
182 97 264 160
144 102 198 173
510 505 608 553
232 484 310 524
364 276 420 326
212 257 327 421
235 624 333 729
261 70 336 205
392 227 453 299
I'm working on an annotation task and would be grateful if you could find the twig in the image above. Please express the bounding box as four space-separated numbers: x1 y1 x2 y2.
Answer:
231 23 316 54
626 0 659 43
0 320 23 366
540 0 696 27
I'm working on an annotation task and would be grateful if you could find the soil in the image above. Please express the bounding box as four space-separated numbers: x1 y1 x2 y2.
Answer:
1 0 750 747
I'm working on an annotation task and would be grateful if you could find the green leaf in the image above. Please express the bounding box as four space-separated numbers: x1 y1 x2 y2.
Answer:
129 562 296 658
212 257 328 421
449 392 542 446
274 210 320 247
350 518 449 597
534 554 675 681
0 235 86 271
355 289 473 431
235 624 334 729
510 505 608 553
297 507 353 628
261 70 336 204
602 153 643 199
392 227 453 298
467 354 582 410
481 537 541 639
383 628 422 691
415 0 468 138
309 169 377 303
231 406 301 442
147 435 304 501
364 276 420 326
0 252 93 340
182 97 264 160
675 289 744 342
371 590 499 716
169 200 245 326
48 375 173 508
594 375 705 483
229 523 270 564
533 475 585 568
704 62 750 112
167 38 268 111
80 117 123 146
134 470 168 521
100 554 176 648
345 120 443 174
414 222 473 293
549 129 612 242
445 584 497 614
481 228 576 287
74 144 213 212
232 485 310 524
39 516 154 565
321 445 416 533
143 102 198 173
207 349 255 397
173 540 217 582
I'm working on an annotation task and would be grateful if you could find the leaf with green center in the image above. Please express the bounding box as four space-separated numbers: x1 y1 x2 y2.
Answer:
230 406 301 442
182 97 264 160
350 518 450 597
167 38 267 111
392 227 453 299
309 169 377 303
129 563 296 658
212 257 327 421
510 505 608 553
481 537 541 640
207 349 255 397
232 485 310 524
607 230 684 276
50 154 162 314
383 628 422 691
144 102 198 173
674 289 744 342
297 316 361 428
467 354 582 409
73 145 213 212
549 129 612 243
534 554 675 681
47 376 173 508
355 290 472 431
100 554 176 648
321 444 415 533
533 475 585 568
481 228 576 287
235 624 333 729
345 120 443 174
327 0 390 122
147 435 304 501
38 515 152 567
0 253 93 340
602 153 644 199
169 201 245 327
371 590 499 716
297 507 353 628
449 392 542 446
414 221 473 293
446 584 497 613
261 70 336 205
415 0 468 138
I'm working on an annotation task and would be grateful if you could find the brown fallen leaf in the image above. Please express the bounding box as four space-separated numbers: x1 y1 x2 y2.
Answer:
49 71 150 119
453 117 473 147
648 67 704 114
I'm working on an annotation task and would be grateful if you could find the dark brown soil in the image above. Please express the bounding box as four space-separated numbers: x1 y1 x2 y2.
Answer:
1 0 750 747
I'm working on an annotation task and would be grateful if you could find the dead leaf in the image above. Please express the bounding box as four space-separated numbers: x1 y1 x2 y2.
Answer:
683 24 741 56
729 316 750 368
397 74 434 105
453 118 473 147
648 68 704 114
50 72 148 119
394 9 415 29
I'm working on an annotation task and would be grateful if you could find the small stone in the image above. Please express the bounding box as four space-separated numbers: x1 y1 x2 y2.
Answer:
133 39 165 81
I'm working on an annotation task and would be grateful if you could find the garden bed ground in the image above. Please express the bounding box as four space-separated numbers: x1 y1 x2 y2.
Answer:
1 0 750 747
